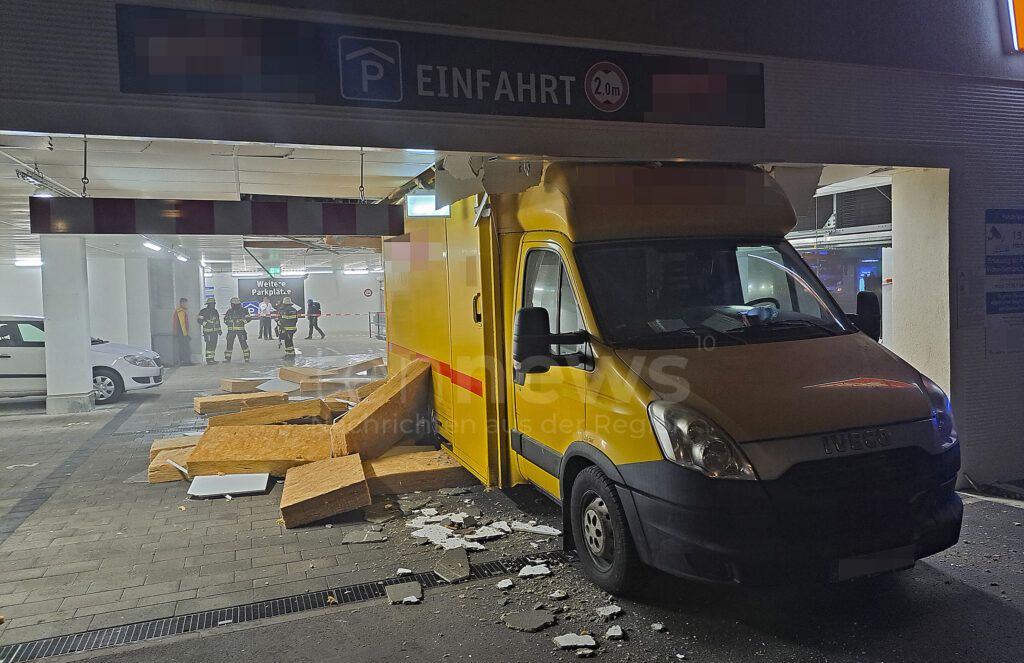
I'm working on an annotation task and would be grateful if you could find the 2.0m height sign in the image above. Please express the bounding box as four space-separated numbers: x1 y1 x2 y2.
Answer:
116 5 764 128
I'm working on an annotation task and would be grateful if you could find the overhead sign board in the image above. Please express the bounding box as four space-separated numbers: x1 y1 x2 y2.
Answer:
115 4 764 128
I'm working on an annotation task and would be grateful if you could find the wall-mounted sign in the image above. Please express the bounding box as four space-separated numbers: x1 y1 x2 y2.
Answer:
363 288 373 298
237 277 305 312
985 209 1024 354
116 4 764 128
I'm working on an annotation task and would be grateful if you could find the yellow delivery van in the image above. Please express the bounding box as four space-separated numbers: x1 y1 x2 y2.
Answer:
384 162 961 591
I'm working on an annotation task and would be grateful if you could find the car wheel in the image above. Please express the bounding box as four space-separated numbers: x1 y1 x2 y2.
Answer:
570 465 644 594
92 368 124 404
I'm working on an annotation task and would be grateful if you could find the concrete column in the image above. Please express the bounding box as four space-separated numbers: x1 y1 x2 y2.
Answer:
124 257 152 349
890 168 951 391
39 235 95 414
173 261 204 362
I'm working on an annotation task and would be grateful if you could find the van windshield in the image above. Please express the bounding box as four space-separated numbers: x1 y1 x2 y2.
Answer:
575 238 852 349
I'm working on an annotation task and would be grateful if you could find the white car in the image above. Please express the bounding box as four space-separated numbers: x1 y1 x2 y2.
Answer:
0 315 163 404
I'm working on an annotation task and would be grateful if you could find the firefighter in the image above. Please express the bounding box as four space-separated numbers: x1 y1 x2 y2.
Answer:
277 296 299 360
223 297 252 363
197 296 222 365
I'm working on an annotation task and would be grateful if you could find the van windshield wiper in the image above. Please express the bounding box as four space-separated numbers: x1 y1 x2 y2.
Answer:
724 319 839 336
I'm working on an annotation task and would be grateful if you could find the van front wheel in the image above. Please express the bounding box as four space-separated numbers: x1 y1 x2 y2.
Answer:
570 466 643 594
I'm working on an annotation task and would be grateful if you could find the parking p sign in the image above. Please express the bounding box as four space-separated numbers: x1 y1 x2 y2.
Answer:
339 36 403 102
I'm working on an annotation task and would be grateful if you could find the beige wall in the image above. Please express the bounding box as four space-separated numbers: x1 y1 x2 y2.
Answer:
890 168 951 392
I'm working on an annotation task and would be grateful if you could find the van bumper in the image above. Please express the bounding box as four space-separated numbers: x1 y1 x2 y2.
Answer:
617 445 962 585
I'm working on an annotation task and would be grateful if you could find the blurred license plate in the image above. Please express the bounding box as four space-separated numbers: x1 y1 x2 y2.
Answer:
832 544 915 581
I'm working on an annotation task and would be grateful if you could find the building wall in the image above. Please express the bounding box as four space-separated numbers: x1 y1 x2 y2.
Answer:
0 265 43 316
86 256 129 344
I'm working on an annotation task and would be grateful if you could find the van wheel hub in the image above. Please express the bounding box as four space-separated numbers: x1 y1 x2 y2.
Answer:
582 493 614 567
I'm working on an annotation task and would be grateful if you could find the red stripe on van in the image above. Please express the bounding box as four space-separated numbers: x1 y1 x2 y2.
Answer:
388 342 483 397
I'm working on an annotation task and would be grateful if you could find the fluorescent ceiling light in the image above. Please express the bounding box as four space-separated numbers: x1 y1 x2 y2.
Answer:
142 241 162 252
175 254 189 262
15 258 43 267
344 269 369 275
305 270 334 274
200 258 233 263
231 272 261 277
404 148 436 154
15 168 80 198
32 187 54 198
407 194 450 217
280 270 307 276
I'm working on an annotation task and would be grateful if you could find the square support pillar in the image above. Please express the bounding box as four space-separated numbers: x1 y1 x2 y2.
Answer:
40 235 95 414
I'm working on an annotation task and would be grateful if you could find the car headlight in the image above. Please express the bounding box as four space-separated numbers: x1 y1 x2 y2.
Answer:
122 354 156 367
920 376 957 452
648 401 755 480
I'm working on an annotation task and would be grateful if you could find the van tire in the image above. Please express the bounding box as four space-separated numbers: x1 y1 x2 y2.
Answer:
92 368 124 404
570 465 643 595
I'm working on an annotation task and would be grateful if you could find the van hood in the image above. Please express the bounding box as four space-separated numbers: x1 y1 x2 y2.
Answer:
616 333 932 443
90 342 159 359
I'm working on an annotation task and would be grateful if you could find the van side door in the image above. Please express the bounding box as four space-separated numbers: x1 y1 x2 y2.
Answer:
511 245 589 500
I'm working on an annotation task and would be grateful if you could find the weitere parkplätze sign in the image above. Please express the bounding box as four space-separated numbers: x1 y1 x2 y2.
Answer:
115 4 764 128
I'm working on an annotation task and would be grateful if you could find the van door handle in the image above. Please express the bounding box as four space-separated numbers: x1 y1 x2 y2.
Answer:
472 293 482 323
0 354 11 359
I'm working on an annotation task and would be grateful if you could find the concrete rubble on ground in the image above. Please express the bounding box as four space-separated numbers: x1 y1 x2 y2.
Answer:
434 547 471 583
553 634 598 649
504 610 557 632
385 581 423 605
519 564 551 578
605 625 625 640
596 604 622 620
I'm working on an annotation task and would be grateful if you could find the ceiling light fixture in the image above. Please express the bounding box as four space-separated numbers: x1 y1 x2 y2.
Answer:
15 258 43 267
15 168 80 198
231 272 262 277
142 241 163 252
175 254 189 262
344 269 369 275
32 186 54 198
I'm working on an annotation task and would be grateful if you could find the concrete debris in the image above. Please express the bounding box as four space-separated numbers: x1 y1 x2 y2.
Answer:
397 568 413 576
363 502 397 524
402 595 421 605
548 590 568 600
464 525 505 542
462 506 483 517
605 625 625 640
438 537 486 551
676 655 687 660
435 547 471 583
492 520 512 533
651 622 667 632
596 604 622 620
511 521 562 536
398 496 431 514
342 529 388 544
411 524 452 545
496 579 514 590
504 610 557 632
553 634 597 650
576 649 596 658
385 581 423 604
447 513 477 529
366 523 384 532
421 507 439 517
439 487 470 496
519 564 551 578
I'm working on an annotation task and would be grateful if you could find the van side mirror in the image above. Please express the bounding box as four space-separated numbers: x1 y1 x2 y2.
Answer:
512 307 589 382
513 307 555 375
855 291 881 341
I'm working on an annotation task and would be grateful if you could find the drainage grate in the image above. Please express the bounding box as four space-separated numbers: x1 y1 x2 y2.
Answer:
0 551 574 662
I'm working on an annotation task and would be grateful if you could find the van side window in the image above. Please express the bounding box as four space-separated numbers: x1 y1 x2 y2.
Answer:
0 323 17 347
522 250 585 356
16 322 45 347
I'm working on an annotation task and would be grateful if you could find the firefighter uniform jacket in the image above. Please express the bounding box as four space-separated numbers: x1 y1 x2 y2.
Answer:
278 305 299 332
198 307 222 334
224 307 252 332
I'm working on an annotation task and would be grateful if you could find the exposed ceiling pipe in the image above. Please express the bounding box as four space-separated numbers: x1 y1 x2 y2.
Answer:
243 246 276 279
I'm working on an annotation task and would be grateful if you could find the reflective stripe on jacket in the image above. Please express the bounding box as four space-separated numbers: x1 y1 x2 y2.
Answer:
198 307 222 333
278 306 298 331
224 307 251 332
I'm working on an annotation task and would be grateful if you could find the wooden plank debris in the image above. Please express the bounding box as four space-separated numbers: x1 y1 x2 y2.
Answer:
330 360 431 460
148 447 195 483
297 358 386 393
194 391 288 414
187 425 332 477
332 357 385 377
149 436 199 462
220 377 270 393
378 441 436 459
279 455 371 528
207 399 332 427
324 377 387 405
277 365 335 384
362 449 476 496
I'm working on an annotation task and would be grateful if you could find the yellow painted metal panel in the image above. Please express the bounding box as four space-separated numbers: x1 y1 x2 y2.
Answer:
383 216 454 440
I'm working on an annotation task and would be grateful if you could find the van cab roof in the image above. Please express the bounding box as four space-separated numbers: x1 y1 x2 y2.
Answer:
493 162 797 242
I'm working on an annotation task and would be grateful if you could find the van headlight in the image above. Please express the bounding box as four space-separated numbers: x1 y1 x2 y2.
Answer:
920 376 957 452
122 354 156 368
648 401 755 480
